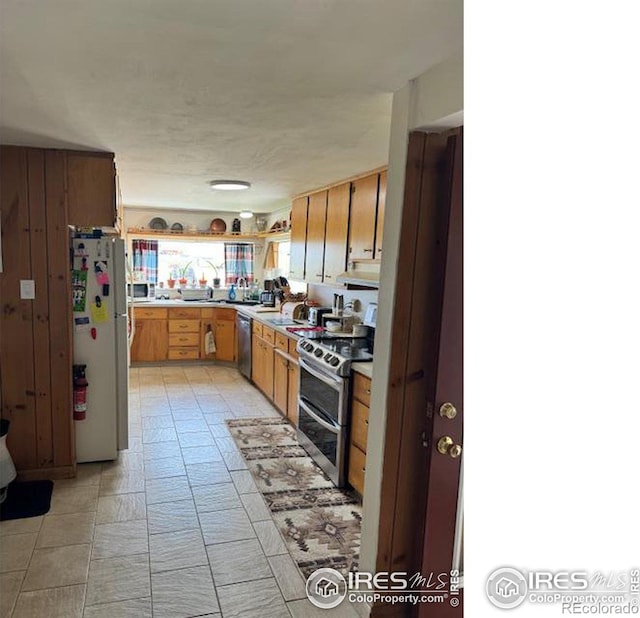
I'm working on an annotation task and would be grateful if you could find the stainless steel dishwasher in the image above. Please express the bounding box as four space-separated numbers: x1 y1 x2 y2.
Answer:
236 313 252 379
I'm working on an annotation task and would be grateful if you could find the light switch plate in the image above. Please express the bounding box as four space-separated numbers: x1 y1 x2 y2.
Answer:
20 279 35 299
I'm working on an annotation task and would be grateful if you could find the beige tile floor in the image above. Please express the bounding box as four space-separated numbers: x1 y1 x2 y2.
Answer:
0 365 363 618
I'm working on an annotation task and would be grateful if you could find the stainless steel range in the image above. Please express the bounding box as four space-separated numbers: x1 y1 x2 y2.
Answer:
296 333 374 486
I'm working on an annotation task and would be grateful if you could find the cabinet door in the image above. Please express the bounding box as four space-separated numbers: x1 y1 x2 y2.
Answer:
348 174 379 259
131 320 168 361
262 341 274 400
201 319 215 360
323 183 351 283
289 196 308 280
287 362 300 426
350 400 370 452
67 153 116 227
305 191 328 283
252 336 262 389
374 170 386 259
273 353 289 416
215 320 235 362
348 444 367 495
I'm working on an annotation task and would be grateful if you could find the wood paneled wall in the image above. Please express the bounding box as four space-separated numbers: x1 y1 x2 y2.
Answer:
0 146 75 479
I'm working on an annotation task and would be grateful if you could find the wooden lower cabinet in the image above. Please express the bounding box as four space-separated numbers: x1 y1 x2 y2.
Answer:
348 373 371 495
131 319 168 361
253 328 299 425
287 361 300 426
272 349 300 426
132 306 236 363
273 352 289 414
348 443 367 495
214 320 235 362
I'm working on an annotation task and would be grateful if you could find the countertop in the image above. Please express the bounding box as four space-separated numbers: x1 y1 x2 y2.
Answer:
133 300 374 377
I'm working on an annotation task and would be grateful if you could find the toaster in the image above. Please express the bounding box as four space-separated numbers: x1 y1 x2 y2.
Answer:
308 307 332 326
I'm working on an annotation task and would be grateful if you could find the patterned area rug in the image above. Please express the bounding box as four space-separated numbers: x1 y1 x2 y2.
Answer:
226 417 361 578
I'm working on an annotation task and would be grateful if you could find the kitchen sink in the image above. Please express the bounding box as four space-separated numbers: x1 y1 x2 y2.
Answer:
215 300 261 306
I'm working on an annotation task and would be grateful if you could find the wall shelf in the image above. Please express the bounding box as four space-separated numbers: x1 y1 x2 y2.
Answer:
126 227 291 242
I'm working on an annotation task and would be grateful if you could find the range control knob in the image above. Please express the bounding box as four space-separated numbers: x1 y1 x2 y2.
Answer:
303 343 313 352
324 353 333 361
314 348 324 358
330 357 340 367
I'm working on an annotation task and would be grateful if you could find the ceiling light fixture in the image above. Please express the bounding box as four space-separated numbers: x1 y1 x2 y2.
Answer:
239 210 254 219
209 180 251 191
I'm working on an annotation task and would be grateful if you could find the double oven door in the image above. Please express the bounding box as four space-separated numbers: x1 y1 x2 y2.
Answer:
297 357 349 487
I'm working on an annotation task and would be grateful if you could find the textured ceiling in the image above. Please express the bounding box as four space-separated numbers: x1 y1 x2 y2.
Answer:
0 0 463 213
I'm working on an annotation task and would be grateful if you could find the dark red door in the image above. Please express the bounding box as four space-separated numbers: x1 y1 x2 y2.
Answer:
418 132 463 618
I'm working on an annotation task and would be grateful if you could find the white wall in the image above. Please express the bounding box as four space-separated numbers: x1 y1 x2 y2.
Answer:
358 52 463 575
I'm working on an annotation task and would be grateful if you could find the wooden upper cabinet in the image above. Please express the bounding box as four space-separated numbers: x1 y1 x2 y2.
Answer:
348 174 379 259
67 152 116 228
289 196 308 280
323 183 351 283
375 170 386 259
305 191 328 284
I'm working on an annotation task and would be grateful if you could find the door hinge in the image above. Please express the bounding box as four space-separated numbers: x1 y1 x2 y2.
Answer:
421 431 429 448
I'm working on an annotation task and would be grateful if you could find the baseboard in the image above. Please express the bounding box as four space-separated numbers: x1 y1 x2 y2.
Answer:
16 465 76 481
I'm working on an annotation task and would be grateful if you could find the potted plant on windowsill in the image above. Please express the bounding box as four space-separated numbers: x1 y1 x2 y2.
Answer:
178 261 192 288
198 273 208 288
205 260 223 288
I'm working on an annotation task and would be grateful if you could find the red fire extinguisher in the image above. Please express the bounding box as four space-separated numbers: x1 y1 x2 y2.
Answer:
73 364 89 421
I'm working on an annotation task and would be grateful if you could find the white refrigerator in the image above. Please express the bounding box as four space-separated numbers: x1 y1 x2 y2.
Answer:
71 237 129 462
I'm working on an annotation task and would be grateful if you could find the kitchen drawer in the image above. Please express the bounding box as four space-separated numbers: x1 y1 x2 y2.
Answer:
215 308 236 321
168 307 201 320
135 307 168 319
252 321 263 338
353 373 372 407
169 332 199 347
350 400 370 453
348 444 366 495
168 347 200 360
262 325 275 345
275 332 288 352
288 337 299 360
168 319 200 333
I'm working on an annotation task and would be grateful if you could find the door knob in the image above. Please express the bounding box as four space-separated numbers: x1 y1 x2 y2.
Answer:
437 436 462 458
439 402 457 419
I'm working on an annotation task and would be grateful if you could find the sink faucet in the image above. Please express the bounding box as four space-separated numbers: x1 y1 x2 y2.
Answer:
236 277 247 301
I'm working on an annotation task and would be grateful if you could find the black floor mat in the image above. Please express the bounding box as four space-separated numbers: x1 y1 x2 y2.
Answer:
0 480 54 521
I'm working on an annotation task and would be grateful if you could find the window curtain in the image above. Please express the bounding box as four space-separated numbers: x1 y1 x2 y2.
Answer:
131 239 158 283
224 243 254 285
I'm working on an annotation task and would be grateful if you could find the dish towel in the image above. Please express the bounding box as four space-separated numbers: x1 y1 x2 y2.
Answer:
204 330 216 355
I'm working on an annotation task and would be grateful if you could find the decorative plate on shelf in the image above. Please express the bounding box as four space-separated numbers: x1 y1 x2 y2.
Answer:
210 218 227 233
171 222 184 232
149 217 168 230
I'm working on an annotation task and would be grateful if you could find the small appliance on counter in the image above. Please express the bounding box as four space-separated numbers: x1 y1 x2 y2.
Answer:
308 306 332 326
179 287 212 301
259 290 276 307
281 301 307 322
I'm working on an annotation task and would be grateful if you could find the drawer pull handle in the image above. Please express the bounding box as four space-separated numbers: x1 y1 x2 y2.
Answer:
366 389 371 394
365 419 368 425
363 248 374 253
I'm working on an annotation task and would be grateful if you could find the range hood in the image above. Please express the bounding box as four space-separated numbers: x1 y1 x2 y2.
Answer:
336 267 380 289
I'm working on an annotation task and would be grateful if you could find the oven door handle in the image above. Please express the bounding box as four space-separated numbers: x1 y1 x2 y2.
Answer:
299 357 343 390
298 399 341 433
